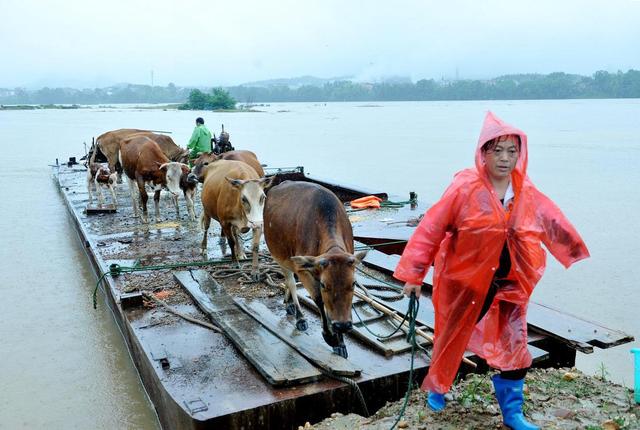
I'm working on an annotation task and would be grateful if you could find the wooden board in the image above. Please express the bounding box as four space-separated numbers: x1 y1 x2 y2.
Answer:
174 270 321 386
526 303 634 352
239 301 361 376
86 204 117 214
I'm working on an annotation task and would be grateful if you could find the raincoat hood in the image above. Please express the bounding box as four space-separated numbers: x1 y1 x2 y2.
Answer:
475 111 528 193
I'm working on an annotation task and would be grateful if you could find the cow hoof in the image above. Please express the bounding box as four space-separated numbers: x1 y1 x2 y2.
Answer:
296 319 308 331
322 331 340 347
285 303 296 315
333 345 348 358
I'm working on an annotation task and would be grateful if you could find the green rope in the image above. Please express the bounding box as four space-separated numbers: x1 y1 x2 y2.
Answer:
355 265 404 291
389 293 420 430
352 300 407 340
92 257 246 309
320 369 370 416
92 271 111 309
380 199 415 208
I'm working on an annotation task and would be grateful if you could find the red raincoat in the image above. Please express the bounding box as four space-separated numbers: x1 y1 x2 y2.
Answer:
393 111 589 394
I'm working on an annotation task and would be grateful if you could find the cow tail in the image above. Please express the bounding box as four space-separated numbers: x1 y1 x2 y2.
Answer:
90 139 98 165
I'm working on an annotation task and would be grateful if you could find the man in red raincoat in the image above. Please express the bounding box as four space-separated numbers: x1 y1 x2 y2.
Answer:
394 111 589 430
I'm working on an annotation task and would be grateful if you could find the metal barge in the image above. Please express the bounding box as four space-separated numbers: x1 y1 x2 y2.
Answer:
54 159 634 429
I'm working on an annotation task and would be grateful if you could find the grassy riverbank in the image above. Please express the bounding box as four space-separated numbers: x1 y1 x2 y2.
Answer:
0 104 82 110
310 368 638 430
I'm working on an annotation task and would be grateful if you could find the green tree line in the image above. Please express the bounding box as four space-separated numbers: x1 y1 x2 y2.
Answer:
228 70 640 102
1 70 639 105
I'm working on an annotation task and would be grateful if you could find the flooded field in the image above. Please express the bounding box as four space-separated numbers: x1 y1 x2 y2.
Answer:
1 99 638 427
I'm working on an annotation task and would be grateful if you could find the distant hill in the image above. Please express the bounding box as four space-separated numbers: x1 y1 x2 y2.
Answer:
239 75 353 88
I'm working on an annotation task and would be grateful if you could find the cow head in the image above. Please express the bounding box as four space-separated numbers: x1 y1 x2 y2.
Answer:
180 164 198 190
159 162 188 196
225 176 274 230
192 152 221 182
291 250 368 333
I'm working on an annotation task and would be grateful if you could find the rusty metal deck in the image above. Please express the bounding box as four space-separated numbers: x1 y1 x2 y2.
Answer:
53 162 633 430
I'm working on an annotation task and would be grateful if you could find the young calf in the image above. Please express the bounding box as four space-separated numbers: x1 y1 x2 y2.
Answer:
177 169 198 221
200 159 272 278
263 181 367 358
86 145 118 207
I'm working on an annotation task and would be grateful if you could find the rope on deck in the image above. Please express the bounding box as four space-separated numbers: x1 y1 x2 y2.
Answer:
92 257 247 308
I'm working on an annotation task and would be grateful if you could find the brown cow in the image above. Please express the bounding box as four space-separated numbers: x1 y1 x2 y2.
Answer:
263 181 367 358
192 150 265 182
97 129 189 179
118 135 192 223
200 160 272 277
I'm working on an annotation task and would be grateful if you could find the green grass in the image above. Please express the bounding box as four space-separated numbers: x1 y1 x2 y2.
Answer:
458 374 493 407
527 372 602 399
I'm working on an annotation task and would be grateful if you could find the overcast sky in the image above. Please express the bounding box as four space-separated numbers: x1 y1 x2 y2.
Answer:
1 0 639 88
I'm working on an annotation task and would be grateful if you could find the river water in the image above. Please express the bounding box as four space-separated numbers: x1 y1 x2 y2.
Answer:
1 100 638 427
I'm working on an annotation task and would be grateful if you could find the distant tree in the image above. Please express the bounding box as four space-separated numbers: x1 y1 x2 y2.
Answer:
181 89 209 109
179 88 236 110
209 88 236 109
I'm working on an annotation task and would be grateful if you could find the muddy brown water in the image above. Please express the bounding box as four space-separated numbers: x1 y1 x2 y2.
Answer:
1 100 638 428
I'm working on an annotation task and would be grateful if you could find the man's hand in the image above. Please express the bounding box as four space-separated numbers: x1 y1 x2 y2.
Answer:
403 283 422 298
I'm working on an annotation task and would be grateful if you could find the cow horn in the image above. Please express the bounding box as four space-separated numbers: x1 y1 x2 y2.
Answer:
259 176 276 190
354 250 368 263
225 177 244 188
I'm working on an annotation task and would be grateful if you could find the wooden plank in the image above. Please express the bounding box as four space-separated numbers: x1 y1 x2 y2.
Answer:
86 204 117 214
527 303 634 352
174 270 321 386
239 301 361 376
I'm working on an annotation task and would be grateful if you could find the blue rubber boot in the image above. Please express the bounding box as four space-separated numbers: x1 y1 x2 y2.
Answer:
492 374 539 430
426 391 446 411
